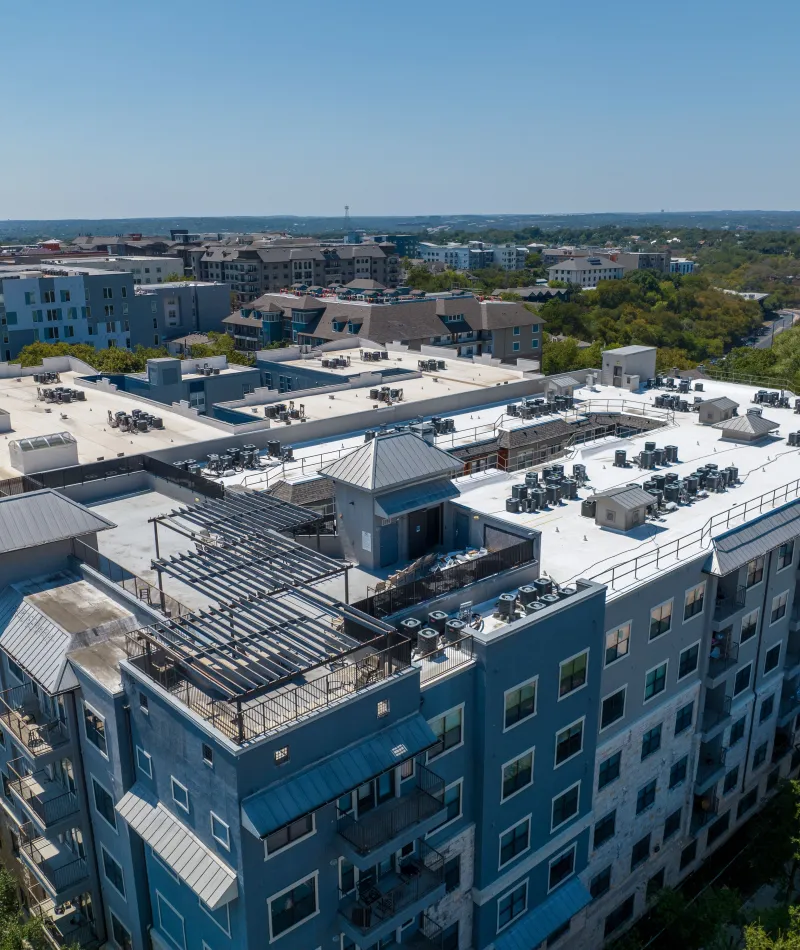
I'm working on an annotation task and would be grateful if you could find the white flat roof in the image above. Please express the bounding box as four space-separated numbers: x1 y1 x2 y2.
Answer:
453 378 800 598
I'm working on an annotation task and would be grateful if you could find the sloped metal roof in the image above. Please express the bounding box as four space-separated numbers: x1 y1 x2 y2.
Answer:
546 375 580 389
703 396 739 410
319 433 462 493
0 588 71 694
0 490 115 555
375 480 461 519
117 783 238 909
588 484 655 510
713 413 779 436
705 500 800 576
241 714 437 839
494 877 591 950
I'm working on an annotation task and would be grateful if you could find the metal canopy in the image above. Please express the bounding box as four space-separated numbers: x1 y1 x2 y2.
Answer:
132 584 394 703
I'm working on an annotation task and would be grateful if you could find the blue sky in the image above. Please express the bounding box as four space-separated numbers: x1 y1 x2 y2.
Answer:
3 0 799 219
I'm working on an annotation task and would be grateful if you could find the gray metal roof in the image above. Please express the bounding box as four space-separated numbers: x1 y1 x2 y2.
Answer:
494 877 591 950
241 714 437 839
0 587 72 694
588 484 655 510
702 396 739 410
546 374 580 389
0 490 115 555
319 432 462 492
705 500 800 576
375 480 461 519
117 783 238 909
604 345 656 356
713 413 779 436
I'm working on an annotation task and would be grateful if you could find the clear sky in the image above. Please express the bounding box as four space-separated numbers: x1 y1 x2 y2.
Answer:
2 0 799 219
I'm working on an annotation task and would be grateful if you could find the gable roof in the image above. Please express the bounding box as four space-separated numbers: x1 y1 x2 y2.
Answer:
713 413 779 436
319 432 462 492
588 485 655 510
703 396 738 411
0 490 115 555
705 500 800 576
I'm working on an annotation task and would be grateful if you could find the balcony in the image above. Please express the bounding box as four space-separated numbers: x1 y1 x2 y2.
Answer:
701 695 732 739
0 685 70 759
707 635 739 686
8 760 80 830
695 746 727 794
338 766 446 866
714 585 747 623
20 824 89 899
27 884 99 950
778 681 800 727
691 792 719 834
402 914 444 949
339 842 446 946
772 729 793 765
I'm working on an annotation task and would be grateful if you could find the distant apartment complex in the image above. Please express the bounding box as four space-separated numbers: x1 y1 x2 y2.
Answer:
418 242 528 271
542 248 674 275
43 257 185 285
547 257 625 288
223 287 543 361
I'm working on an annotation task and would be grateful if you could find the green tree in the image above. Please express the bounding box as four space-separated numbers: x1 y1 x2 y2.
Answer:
0 868 48 950
162 272 190 282
745 907 800 949
188 331 255 366
651 885 742 950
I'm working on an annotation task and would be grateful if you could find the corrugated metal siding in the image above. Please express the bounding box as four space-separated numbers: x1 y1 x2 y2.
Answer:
708 500 800 576
0 490 115 555
494 878 591 950
241 714 437 838
117 783 237 909
0 589 70 693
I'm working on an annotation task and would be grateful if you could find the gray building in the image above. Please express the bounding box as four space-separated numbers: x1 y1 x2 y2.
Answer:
600 345 657 390
698 396 738 426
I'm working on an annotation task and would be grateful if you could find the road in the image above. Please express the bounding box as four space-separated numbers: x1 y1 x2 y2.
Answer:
753 310 799 348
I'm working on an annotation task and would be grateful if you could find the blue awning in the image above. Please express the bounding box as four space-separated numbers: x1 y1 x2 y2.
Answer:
241 714 437 839
494 878 591 950
375 480 461 519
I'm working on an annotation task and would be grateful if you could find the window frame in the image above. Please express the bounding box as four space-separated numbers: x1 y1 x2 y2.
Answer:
265 812 316 859
641 723 663 761
267 871 320 943
136 746 152 777
675 700 694 736
643 660 668 704
770 591 790 625
498 815 531 870
669 755 689 789
550 780 581 832
199 897 231 937
597 749 622 790
429 778 463 836
733 662 753 697
636 778 657 815
663 807 683 840
548 842 577 893
170 777 189 814
649 599 673 641
631 832 651 870
591 866 612 900
501 748 535 802
109 911 132 950
210 812 230 850
746 555 765 588
101 844 126 900
82 701 109 758
677 639 701 681
741 608 760 643
600 686 627 732
427 703 464 762
496 880 528 934
605 622 631 666
764 642 782 675
503 676 538 732
592 809 617 850
558 649 589 701
554 717 585 769
777 540 795 572
683 582 706 622
156 891 186 950
91 775 118 833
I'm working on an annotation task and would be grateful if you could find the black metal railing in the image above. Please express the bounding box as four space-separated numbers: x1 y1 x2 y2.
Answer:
702 695 732 733
714 586 747 620
780 684 800 722
27 885 99 950
8 760 79 826
0 474 45 496
419 634 474 684
0 685 70 756
340 841 444 934
337 765 444 855
71 538 190 618
404 914 444 949
354 539 535 618
707 639 739 678
20 825 88 893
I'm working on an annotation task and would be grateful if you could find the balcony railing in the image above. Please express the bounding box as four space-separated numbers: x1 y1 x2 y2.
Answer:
696 746 727 790
0 685 69 757
707 639 739 679
8 760 79 827
779 683 800 724
20 824 89 894
339 841 444 936
702 695 732 734
714 586 747 621
403 914 444 949
28 886 99 950
692 791 719 831
338 765 444 855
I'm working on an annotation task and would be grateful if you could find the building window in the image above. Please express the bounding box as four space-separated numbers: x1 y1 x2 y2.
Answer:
377 699 390 718
733 663 752 696
684 583 706 621
83 704 107 755
210 813 230 849
266 814 314 856
778 540 795 571
730 716 746 745
604 895 635 937
156 892 185 950
636 779 657 814
771 592 789 624
512 341 520 352
200 898 230 936
680 840 698 870
555 719 584 766
202 744 213 767
548 843 576 891
647 869 666 902
171 777 189 813
741 609 759 643
102 846 126 898
92 778 117 831
598 750 621 790
432 781 462 832
559 651 588 698
274 746 289 765
605 623 630 665
760 694 775 723
767 768 781 791
551 782 580 830
738 788 758 818
631 832 651 870
591 866 612 900
513 326 520 335
429 706 463 759
746 556 765 588
593 810 616 849
601 687 626 730
110 912 132 950
650 600 673 640
707 811 730 846
136 747 152 777
669 755 688 788
499 817 530 868
641 724 662 760
753 742 768 769
497 881 527 932
504 678 537 729
723 765 740 795
664 807 682 840
678 642 700 680
6 658 24 682
675 700 694 735
444 854 461 893
502 750 534 800
268 874 318 940
644 662 668 702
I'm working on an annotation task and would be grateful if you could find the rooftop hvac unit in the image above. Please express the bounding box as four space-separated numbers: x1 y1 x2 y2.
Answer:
417 629 441 658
